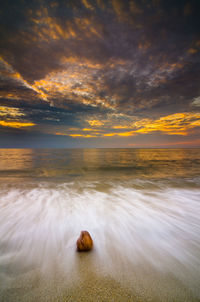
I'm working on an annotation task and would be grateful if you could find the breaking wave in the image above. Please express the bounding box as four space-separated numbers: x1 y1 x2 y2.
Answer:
0 180 200 300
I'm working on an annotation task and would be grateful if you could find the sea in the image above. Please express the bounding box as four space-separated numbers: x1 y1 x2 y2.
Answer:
0 148 200 302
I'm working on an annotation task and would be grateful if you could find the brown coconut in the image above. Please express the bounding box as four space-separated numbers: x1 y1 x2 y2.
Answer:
76 230 93 252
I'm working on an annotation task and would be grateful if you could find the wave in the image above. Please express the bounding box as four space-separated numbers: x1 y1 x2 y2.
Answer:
0 181 200 299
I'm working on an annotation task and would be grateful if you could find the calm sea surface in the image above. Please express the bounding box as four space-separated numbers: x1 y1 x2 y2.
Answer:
0 148 200 301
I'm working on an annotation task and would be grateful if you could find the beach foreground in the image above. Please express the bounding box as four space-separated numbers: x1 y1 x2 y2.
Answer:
0 149 200 301
1 251 199 302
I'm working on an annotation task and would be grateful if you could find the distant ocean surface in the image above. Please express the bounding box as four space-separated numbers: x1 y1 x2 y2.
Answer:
0 148 200 302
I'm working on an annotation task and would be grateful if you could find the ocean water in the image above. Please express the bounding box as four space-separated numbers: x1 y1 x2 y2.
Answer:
0 148 200 302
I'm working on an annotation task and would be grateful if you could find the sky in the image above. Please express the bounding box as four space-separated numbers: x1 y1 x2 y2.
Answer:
0 0 200 148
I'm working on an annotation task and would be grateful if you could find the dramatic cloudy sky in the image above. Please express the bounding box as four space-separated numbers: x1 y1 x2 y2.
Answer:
0 0 200 147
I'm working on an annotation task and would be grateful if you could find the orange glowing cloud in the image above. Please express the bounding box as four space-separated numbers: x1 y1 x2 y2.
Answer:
0 56 48 101
32 65 115 109
188 48 198 54
134 113 200 135
55 112 200 139
112 125 130 129
82 128 102 131
0 106 35 129
87 120 104 126
104 131 135 137
103 112 200 137
30 7 75 41
55 132 98 138
30 5 103 43
0 121 35 128
0 106 25 118
69 134 97 138
82 0 94 10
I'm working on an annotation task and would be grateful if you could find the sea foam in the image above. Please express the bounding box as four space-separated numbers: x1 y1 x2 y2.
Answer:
0 181 200 293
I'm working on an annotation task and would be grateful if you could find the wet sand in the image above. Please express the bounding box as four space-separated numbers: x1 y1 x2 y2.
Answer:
0 250 199 302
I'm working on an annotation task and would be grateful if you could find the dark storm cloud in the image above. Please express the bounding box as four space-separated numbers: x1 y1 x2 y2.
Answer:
0 0 200 146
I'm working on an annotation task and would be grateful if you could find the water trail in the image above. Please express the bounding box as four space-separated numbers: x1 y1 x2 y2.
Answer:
0 181 200 297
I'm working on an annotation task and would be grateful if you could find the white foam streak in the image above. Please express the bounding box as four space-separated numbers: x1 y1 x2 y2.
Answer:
0 183 200 293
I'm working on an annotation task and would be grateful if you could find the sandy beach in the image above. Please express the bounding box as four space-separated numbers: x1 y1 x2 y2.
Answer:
1 250 199 302
0 149 200 301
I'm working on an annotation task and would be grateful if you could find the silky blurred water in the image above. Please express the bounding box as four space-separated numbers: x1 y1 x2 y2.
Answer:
0 149 200 301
